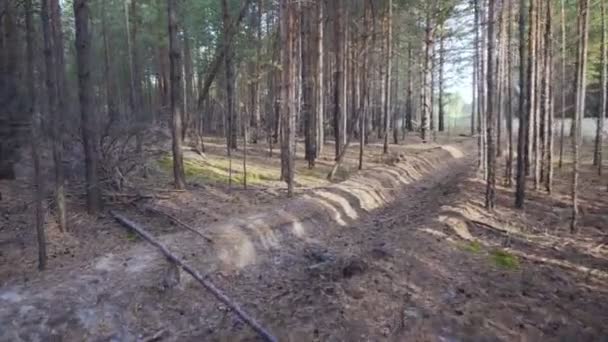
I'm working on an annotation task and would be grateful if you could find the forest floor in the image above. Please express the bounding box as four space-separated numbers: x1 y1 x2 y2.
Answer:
1 133 607 341
0 131 469 284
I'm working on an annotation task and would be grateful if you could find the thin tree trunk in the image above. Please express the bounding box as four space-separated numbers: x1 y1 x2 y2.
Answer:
74 0 102 213
196 0 253 110
546 28 554 193
422 10 433 142
50 0 68 133
316 0 324 156
506 0 514 187
438 24 446 133
383 0 392 154
333 0 344 159
41 0 68 230
101 0 118 128
393 37 400 144
558 0 567 168
359 0 371 170
496 3 506 158
222 0 237 151
302 0 316 168
571 0 590 233
168 0 186 190
430 40 436 137
183 27 195 141
341 8 348 148
251 0 263 144
124 0 140 149
471 22 477 138
595 0 606 175
542 0 553 192
525 0 536 179
222 0 237 188
26 0 47 270
285 0 297 196
474 0 485 171
533 0 542 190
485 0 496 210
515 0 528 208
407 41 414 133
243 110 248 189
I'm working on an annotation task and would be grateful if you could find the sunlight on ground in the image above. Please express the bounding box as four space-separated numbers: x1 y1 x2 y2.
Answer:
312 190 359 221
304 195 348 226
438 215 474 240
441 145 465 158
158 154 275 185
158 154 334 187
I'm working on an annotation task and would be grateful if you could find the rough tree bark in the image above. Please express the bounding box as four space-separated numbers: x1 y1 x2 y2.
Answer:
542 0 554 192
506 0 514 187
383 0 392 154
250 0 263 144
474 0 485 172
359 0 371 170
407 41 414 132
101 0 118 128
485 0 496 210
471 4 477 138
168 0 186 190
125 0 144 151
316 0 324 156
558 0 567 168
571 0 590 233
222 0 237 151
438 24 446 133
280 0 296 196
26 0 47 270
533 0 542 190
495 3 506 158
183 27 195 141
594 0 606 175
74 0 102 214
41 0 67 229
515 0 528 209
421 9 433 142
333 0 344 159
302 0 316 168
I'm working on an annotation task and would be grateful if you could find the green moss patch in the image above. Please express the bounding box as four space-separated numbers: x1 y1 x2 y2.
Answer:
159 153 344 188
159 155 278 186
463 240 483 254
490 249 520 270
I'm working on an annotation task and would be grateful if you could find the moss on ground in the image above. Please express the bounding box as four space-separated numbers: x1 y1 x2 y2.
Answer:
463 240 483 254
490 249 519 270
159 155 277 186
460 241 519 270
159 153 354 188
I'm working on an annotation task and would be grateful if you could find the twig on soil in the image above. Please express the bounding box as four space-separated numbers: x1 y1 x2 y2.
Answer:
149 188 188 193
141 329 168 342
362 214 410 228
110 211 278 342
106 193 172 200
591 243 606 252
141 205 214 244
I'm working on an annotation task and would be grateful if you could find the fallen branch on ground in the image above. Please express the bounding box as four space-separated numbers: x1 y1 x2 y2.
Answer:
141 205 214 244
141 329 168 342
105 193 171 200
109 211 277 342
